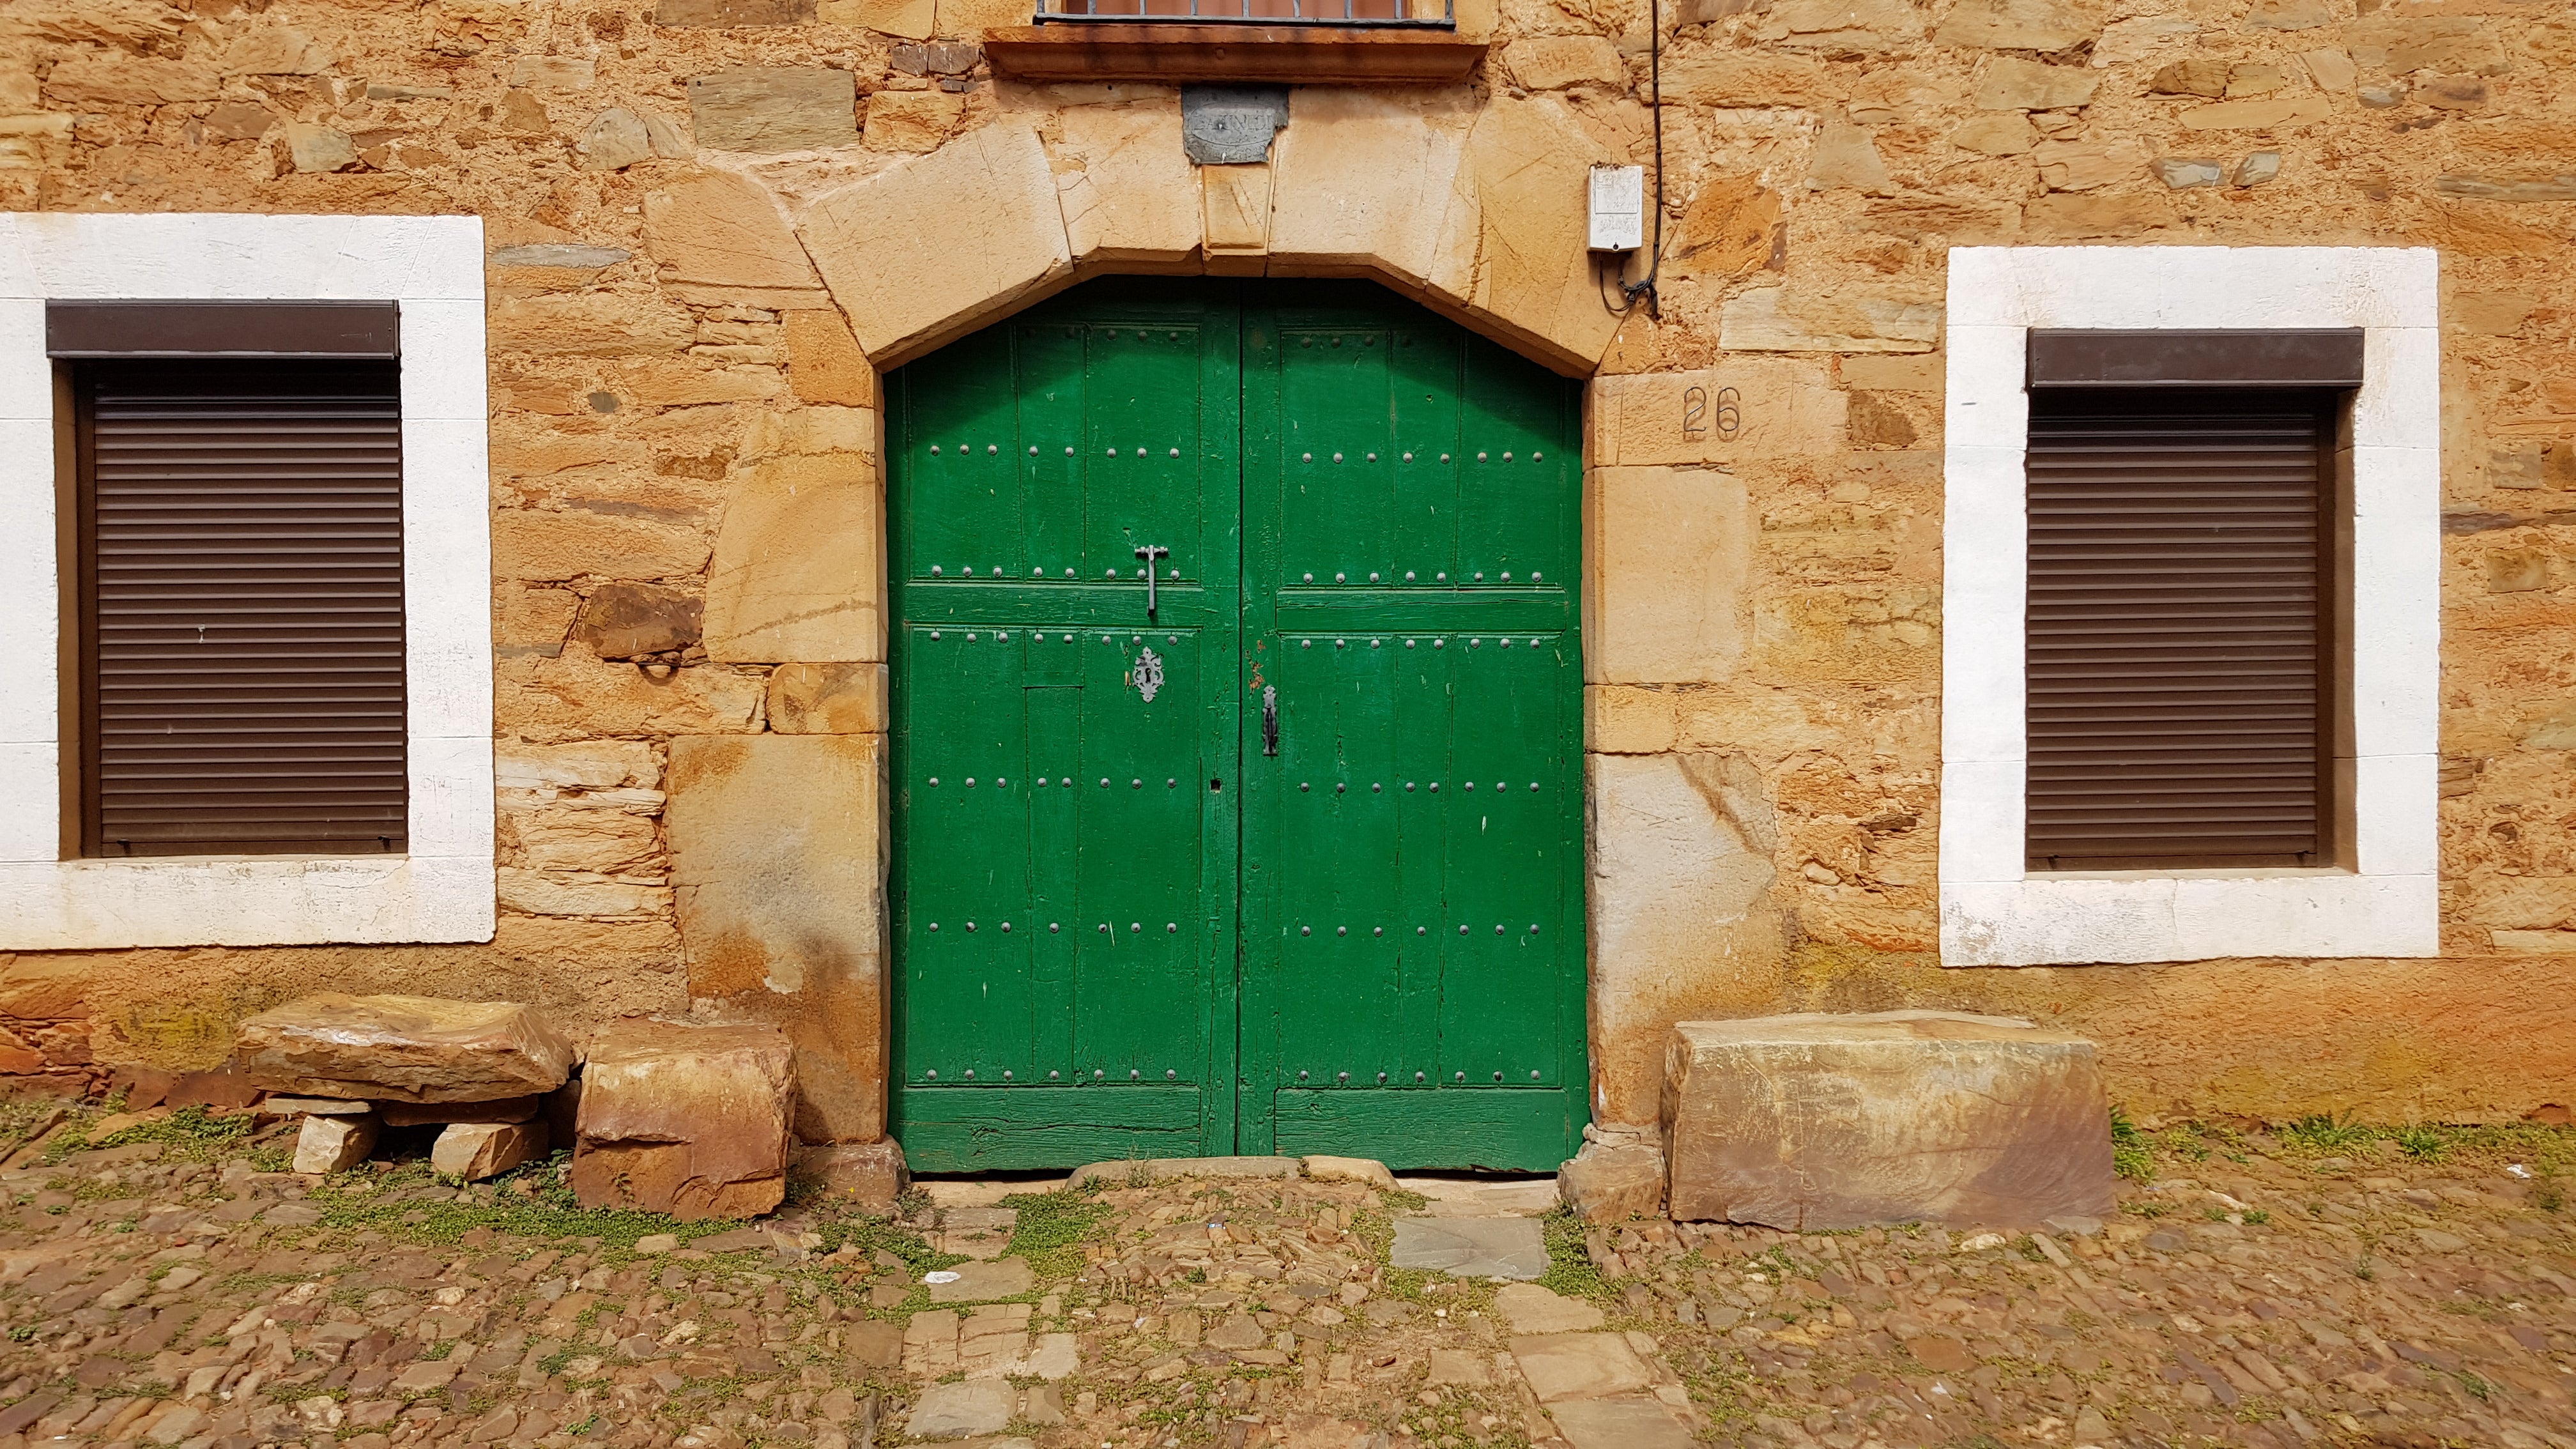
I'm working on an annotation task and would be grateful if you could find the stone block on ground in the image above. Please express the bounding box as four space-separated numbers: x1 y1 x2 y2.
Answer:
379 1096 540 1128
237 994 576 1104
1301 1154 1397 1190
1388 1216 1548 1279
569 1017 797 1220
432 1121 548 1181
1494 1282 1607 1333
1558 1142 1665 1223
906 1380 1015 1439
1509 1331 1658 1402
793 1138 908 1215
1548 1396 1695 1449
928 1256 1035 1302
293 1113 376 1174
1068 1155 1299 1188
1664 1011 2117 1229
267 1096 369 1116
848 1317 904 1368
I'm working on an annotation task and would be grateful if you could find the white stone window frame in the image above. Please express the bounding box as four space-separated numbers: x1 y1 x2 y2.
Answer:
1939 245 2439 967
0 214 494 948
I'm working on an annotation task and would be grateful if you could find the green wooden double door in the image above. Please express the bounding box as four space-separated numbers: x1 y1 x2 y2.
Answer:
886 279 1586 1172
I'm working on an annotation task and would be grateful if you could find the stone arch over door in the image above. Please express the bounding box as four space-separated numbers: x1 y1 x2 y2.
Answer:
658 90 1637 1156
793 90 1629 378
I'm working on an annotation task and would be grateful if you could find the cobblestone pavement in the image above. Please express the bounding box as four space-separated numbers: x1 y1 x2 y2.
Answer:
0 1106 2572 1449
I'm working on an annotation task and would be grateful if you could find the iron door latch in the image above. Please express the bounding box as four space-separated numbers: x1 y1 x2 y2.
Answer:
1135 543 1169 618
1262 686 1278 756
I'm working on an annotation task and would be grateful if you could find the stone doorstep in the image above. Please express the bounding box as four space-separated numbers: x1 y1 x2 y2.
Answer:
1396 1175 1561 1218
1388 1216 1549 1280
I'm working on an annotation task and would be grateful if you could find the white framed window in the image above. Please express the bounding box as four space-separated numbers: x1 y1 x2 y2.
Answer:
0 215 494 947
1939 246 2439 966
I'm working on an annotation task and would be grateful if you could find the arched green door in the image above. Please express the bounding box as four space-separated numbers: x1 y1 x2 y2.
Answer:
886 279 1586 1172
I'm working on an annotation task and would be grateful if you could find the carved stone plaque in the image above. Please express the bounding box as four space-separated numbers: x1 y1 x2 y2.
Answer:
1181 85 1291 166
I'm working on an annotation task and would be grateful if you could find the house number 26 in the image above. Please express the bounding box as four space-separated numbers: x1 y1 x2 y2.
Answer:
1681 385 1744 442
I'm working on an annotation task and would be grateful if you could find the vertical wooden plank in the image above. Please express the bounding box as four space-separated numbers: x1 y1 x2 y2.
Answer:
1016 321 1088 582
1391 324 1463 587
1457 335 1574 589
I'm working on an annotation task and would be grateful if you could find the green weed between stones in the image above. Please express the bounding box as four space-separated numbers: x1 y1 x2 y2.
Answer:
1535 1208 1611 1301
999 1184 1113 1278
42 1103 260 1164
2110 1109 2154 1182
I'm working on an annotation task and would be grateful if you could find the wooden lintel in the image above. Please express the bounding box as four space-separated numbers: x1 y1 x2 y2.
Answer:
981 25 1487 84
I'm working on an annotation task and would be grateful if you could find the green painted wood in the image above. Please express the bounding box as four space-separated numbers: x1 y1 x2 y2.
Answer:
891 279 1585 1172
1271 1087 1579 1169
900 1085 1206 1172
1240 284 1587 1172
888 280 1242 1169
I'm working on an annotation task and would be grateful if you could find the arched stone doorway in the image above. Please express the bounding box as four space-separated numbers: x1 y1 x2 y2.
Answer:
882 275 1587 1171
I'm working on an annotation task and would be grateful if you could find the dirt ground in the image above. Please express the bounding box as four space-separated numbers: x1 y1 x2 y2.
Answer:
0 1105 2572 1449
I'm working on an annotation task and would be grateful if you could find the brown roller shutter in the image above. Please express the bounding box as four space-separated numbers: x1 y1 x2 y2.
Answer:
75 359 407 857
2025 389 2332 870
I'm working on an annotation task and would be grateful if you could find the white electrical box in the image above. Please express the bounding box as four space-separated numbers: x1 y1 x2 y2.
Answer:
1588 164 1644 252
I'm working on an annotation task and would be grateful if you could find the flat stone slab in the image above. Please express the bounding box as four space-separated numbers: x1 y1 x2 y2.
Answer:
1396 1176 1561 1217
1494 1282 1606 1333
1548 1395 1695 1449
928 1256 1035 1303
1389 1216 1547 1280
907 1381 1015 1439
1069 1156 1300 1188
1509 1331 1658 1402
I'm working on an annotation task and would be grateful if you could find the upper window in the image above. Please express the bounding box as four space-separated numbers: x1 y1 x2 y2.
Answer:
71 355 408 857
1939 247 2437 967
1032 0 1452 24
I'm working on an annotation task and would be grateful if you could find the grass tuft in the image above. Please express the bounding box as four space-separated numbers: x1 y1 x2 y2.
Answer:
1535 1208 1611 1301
2109 1108 2154 1182
998 1185 1113 1278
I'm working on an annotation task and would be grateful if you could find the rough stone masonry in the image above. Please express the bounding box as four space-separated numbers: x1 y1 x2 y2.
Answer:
0 0 2572 1142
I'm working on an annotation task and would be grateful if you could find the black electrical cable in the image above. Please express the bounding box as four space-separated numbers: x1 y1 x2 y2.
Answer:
1620 0 1664 319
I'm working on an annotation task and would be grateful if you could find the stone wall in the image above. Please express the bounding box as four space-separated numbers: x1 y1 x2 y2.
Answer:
1 0 2572 1135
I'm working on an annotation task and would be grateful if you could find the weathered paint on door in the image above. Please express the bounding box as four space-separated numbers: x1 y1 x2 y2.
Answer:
887 279 1584 1172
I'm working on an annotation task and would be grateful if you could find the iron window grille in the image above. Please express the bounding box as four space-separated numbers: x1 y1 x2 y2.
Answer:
1033 0 1457 27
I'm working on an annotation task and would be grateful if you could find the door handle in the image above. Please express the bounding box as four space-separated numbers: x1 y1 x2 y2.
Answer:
1262 686 1278 757
1135 544 1169 618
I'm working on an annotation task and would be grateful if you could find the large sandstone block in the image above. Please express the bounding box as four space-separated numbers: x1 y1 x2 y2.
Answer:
1267 89 1466 289
1050 105 1202 269
1584 464 1751 685
689 68 859 153
238 995 576 1104
644 171 829 310
669 735 887 1142
1425 95 1620 375
1664 1011 2117 1229
1588 362 1845 469
571 1017 799 1220
702 454 882 662
801 125 1070 364
1586 755 1783 1123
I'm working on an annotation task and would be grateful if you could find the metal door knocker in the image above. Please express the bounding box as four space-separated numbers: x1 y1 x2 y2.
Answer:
1135 543 1169 618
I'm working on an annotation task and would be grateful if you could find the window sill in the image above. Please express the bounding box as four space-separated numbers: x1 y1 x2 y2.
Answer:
981 25 1487 84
